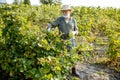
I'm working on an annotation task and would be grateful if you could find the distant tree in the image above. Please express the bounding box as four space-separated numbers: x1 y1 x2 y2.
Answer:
20 0 23 4
13 0 19 5
40 0 61 5
24 0 31 5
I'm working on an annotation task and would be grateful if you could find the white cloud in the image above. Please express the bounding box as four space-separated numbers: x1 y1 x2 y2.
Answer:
0 0 6 3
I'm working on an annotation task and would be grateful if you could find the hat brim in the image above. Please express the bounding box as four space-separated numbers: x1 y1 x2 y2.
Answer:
61 9 71 11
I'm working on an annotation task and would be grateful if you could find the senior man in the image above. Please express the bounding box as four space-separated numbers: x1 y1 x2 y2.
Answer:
47 4 78 49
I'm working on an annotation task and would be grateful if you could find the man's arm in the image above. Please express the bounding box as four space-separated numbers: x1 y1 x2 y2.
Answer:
47 17 60 32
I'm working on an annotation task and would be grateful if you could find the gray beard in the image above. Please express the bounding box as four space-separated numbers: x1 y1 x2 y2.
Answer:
63 14 70 18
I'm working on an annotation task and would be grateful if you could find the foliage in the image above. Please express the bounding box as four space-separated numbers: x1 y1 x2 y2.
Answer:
0 5 79 79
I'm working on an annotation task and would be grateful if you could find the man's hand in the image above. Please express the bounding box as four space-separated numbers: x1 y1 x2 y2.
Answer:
72 31 78 35
47 24 52 32
47 28 51 32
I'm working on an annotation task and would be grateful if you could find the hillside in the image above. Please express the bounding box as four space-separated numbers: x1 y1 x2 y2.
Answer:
0 4 120 80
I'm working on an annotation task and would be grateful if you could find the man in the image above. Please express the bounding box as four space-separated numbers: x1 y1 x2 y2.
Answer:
47 4 78 49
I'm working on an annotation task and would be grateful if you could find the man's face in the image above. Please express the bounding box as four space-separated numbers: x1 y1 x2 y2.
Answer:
62 10 71 18
62 10 71 15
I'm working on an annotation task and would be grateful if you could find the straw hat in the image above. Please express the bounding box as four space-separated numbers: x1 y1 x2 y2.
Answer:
61 5 71 11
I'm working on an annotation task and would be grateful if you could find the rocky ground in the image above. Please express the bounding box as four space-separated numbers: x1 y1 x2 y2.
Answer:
72 62 120 80
72 35 120 80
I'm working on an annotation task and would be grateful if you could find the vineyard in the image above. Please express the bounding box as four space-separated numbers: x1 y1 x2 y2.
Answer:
0 4 120 80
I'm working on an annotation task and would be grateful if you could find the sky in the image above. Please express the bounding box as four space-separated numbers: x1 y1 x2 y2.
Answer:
2 0 120 8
